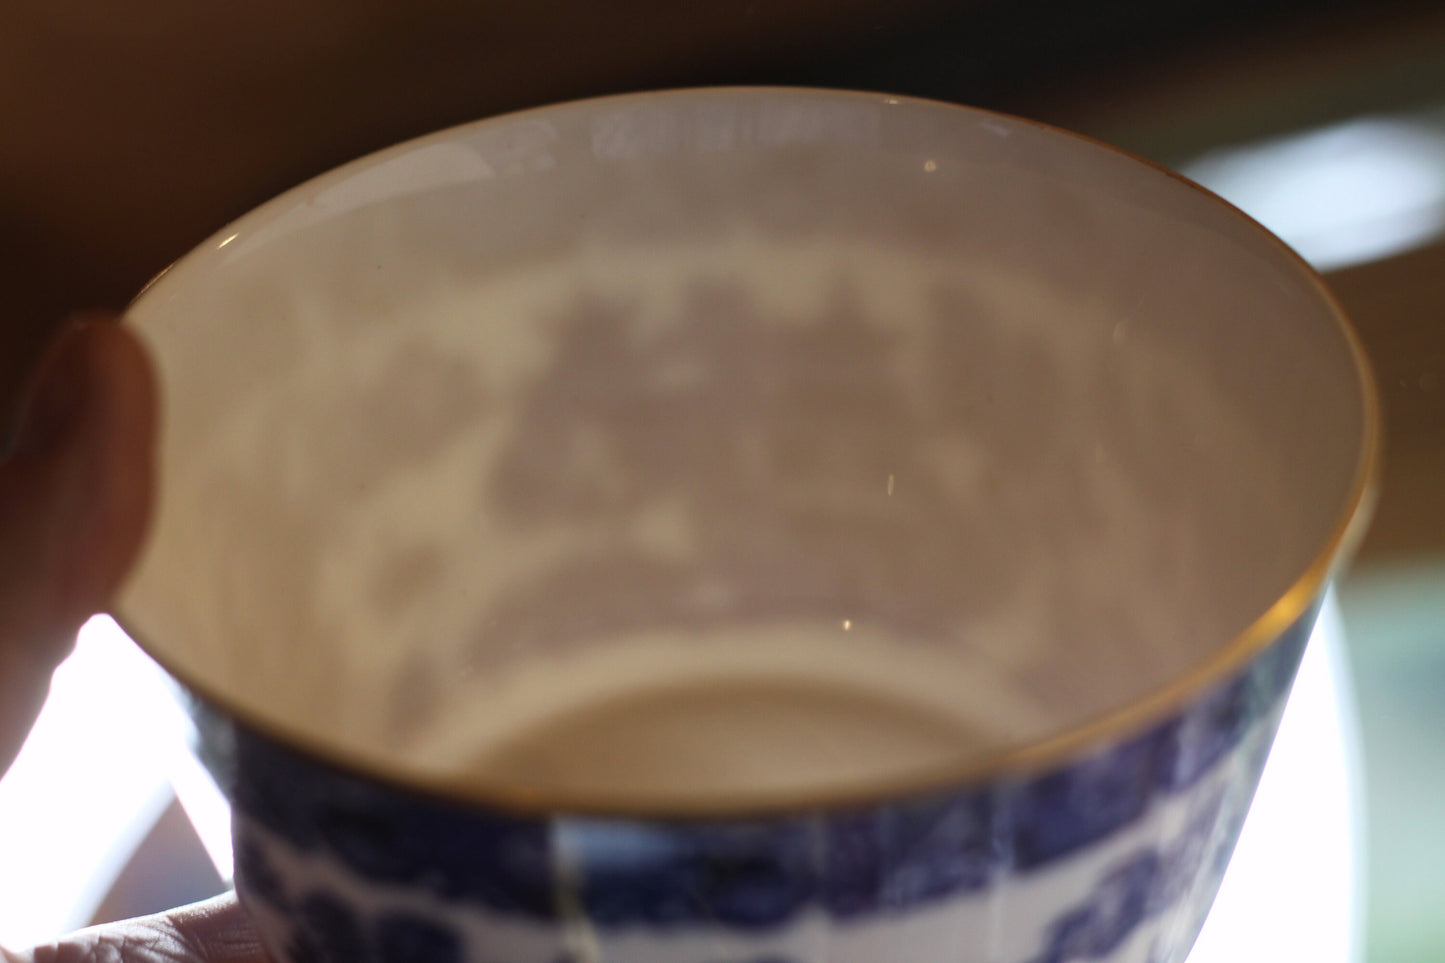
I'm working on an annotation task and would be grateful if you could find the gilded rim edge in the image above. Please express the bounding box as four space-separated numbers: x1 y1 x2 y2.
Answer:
114 86 1384 821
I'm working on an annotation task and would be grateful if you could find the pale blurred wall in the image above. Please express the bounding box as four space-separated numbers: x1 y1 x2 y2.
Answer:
1 0 1410 432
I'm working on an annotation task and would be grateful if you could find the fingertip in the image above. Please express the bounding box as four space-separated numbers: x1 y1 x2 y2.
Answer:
0 316 158 774
3 320 95 464
163 893 273 962
63 318 159 613
10 315 161 624
14 893 273 963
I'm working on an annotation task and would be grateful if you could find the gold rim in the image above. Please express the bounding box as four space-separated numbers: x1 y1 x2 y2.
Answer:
116 86 1383 821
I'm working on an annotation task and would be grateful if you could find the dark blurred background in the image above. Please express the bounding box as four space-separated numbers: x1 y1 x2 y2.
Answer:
3 2 1442 959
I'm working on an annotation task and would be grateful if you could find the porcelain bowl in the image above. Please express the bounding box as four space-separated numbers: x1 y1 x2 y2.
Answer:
119 88 1377 963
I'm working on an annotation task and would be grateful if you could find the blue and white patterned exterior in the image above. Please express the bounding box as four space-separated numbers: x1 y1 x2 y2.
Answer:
206 605 1315 963
119 83 1373 963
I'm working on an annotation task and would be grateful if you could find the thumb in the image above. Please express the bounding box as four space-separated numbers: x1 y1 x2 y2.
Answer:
8 893 271 963
0 316 156 775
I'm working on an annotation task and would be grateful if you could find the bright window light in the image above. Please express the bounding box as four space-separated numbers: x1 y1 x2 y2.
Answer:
1183 114 1445 271
1190 593 1362 962
0 617 231 949
0 605 1359 957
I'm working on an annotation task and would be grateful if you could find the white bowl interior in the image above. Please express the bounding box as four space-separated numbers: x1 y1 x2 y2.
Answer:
119 90 1370 809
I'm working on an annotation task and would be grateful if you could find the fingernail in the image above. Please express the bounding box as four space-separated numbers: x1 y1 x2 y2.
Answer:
2 321 96 462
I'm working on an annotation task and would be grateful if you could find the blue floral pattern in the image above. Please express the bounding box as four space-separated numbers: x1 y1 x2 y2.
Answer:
204 714 556 919
374 913 465 963
277 890 469 963
217 605 1316 962
1026 790 1227 963
563 819 817 929
823 789 997 917
1010 727 1162 871
288 892 367 963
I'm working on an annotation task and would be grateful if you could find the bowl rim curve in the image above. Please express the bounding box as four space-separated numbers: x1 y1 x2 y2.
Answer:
116 85 1383 820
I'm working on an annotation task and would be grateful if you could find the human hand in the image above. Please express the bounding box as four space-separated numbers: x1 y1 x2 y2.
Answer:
0 318 270 962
